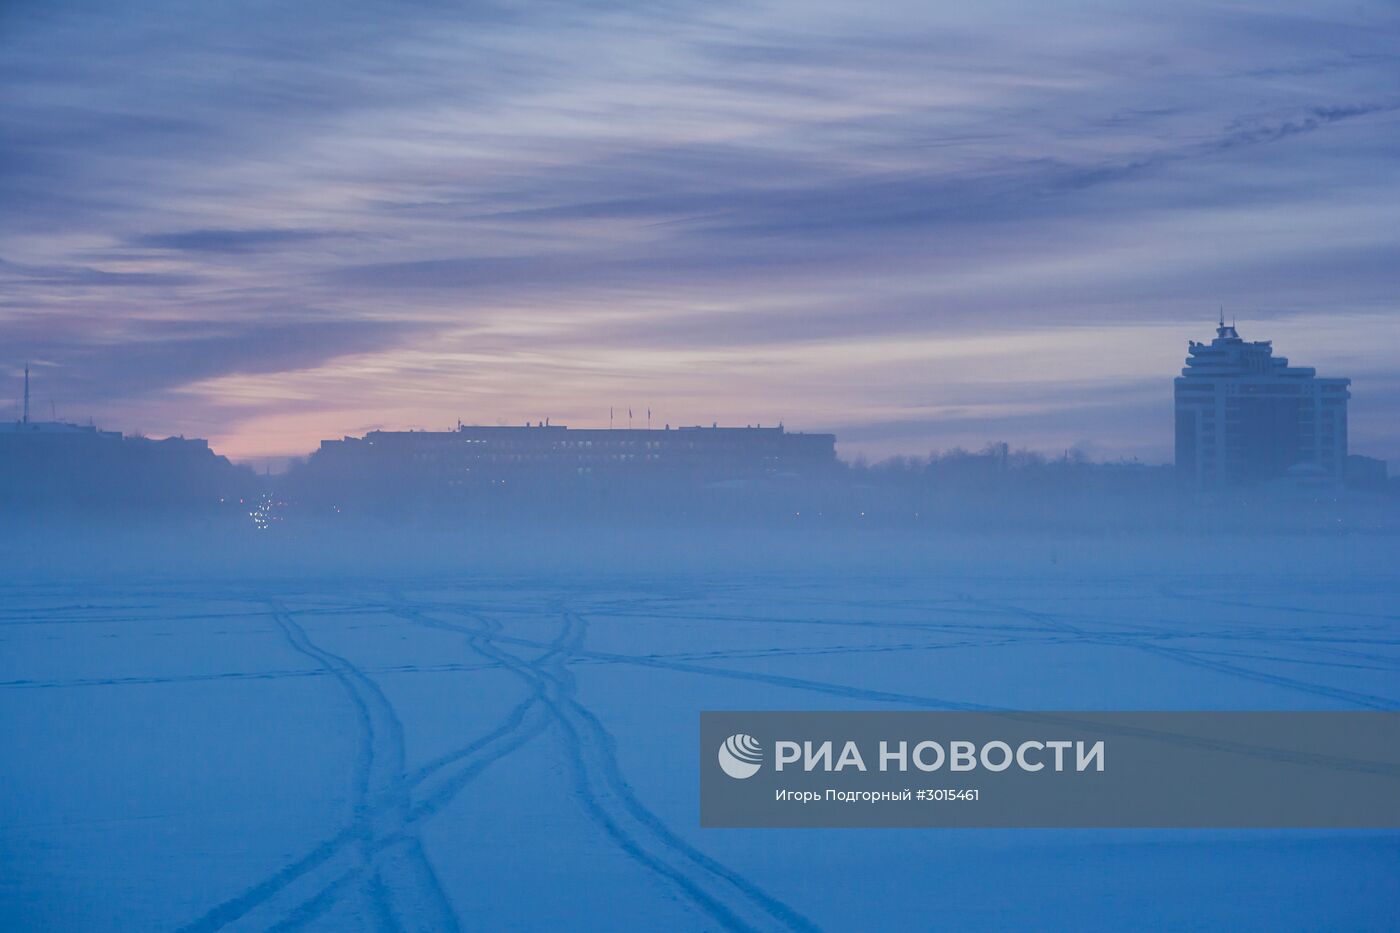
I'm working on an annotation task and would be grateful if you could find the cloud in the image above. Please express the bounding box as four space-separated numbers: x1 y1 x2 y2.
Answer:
0 313 431 403
0 257 202 287
0 0 1397 460
128 228 337 253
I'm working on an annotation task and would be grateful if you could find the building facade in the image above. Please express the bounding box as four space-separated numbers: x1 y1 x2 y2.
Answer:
309 423 837 497
1174 321 1349 489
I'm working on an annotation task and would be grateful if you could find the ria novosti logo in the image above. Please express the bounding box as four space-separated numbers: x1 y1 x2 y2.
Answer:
718 733 763 779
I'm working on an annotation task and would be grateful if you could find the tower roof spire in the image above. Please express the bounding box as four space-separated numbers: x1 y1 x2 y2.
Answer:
1215 308 1239 341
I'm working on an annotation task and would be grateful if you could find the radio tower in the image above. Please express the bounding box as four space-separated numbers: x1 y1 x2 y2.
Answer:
22 364 29 425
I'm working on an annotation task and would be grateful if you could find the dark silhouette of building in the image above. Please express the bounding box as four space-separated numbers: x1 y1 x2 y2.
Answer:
1174 319 1349 490
300 422 837 507
317 422 836 479
2 368 250 511
1345 454 1389 491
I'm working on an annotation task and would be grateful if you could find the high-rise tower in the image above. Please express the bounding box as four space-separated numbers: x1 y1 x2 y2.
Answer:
1174 320 1349 489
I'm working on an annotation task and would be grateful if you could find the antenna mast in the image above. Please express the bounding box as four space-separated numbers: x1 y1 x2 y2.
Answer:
22 364 29 425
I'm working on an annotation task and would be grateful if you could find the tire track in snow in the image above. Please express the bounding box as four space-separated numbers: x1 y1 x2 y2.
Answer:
956 595 1400 709
265 608 578 927
0 632 1063 691
1157 582 1400 622
177 606 459 932
0 659 506 690
181 607 576 931
414 612 986 712
420 603 1400 777
391 603 823 933
270 606 460 931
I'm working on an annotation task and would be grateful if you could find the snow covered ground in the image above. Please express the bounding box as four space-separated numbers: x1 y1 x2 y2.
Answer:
1 531 1397 931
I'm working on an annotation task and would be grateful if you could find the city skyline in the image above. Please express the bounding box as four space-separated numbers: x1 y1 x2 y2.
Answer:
3 1 1398 467
3 316 1381 469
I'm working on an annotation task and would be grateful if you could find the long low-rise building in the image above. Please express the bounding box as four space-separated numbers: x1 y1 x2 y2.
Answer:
310 422 837 492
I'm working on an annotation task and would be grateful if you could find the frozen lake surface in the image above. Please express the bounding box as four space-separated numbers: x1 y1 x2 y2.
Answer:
2 533 1397 930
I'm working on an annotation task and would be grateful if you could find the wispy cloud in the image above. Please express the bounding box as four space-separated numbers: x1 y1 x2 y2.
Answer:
1 0 1397 460
127 228 337 253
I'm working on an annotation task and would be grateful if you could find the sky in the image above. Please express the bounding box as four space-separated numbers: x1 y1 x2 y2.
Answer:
2 0 1398 467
